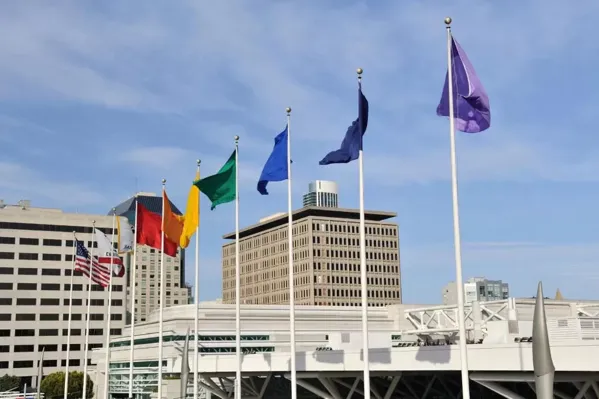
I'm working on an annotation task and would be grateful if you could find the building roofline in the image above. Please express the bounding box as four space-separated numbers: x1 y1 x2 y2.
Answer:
223 206 397 240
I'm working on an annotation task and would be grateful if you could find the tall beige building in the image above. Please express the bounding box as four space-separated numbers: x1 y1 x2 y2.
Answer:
222 206 401 306
0 201 127 389
112 193 188 322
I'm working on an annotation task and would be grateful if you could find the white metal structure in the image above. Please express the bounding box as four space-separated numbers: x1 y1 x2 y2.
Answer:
91 298 599 399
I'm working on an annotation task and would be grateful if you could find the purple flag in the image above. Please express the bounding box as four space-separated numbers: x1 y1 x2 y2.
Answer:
437 37 490 133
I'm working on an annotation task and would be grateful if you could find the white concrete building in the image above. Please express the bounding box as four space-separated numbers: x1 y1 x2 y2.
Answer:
443 277 509 305
92 297 599 399
0 201 127 389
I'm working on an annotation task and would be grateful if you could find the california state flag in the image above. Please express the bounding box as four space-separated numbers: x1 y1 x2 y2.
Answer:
94 227 125 277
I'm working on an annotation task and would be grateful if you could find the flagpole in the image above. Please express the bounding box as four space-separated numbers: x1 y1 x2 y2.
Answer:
193 159 201 399
158 179 167 399
128 197 139 399
103 210 117 398
445 17 471 399
234 136 242 399
63 233 76 399
356 67 371 399
285 107 297 399
82 220 96 399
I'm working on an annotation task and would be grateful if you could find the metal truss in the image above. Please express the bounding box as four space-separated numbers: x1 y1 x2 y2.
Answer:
197 371 599 399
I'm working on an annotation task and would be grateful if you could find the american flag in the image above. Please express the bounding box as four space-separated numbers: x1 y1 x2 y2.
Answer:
75 240 110 288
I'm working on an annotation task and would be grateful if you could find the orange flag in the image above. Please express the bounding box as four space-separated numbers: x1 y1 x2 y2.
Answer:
162 189 184 245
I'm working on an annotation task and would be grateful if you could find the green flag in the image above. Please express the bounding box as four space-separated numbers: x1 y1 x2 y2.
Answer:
194 149 236 210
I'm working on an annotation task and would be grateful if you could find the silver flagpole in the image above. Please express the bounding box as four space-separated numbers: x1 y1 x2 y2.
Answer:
128 197 139 399
445 17 471 399
356 68 371 399
103 210 117 398
234 136 242 399
82 221 97 399
532 282 555 399
63 233 77 399
158 179 167 399
193 160 201 399
285 107 297 399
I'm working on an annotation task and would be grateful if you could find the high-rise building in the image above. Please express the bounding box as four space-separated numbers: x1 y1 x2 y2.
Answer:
302 180 339 208
222 206 401 306
112 193 188 322
442 277 510 305
0 201 127 389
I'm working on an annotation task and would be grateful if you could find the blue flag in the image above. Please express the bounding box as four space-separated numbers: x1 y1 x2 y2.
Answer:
437 36 490 133
257 126 289 195
319 82 369 165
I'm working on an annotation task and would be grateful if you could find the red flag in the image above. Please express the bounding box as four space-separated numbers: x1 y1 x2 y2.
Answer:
136 203 178 257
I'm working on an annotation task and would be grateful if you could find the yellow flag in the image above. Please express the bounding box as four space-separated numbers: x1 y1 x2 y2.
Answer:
180 170 200 248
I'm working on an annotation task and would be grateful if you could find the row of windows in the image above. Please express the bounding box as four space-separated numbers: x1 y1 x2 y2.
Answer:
312 222 397 236
0 282 123 292
0 237 104 248
0 248 105 261
313 236 398 249
109 334 270 348
0 298 121 306
0 313 123 321
0 222 115 235
0 328 121 337
0 359 81 369
314 287 401 299
0 342 106 353
315 275 400 287
313 248 398 261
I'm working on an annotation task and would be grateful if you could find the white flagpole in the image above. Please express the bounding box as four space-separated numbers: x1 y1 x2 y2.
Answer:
128 198 139 399
158 179 167 399
193 160 201 399
63 233 77 399
356 68 371 399
103 210 117 398
234 136 242 399
82 220 97 399
285 107 297 399
445 17 471 399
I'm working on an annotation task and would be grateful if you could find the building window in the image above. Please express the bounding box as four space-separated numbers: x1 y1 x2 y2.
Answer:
64 284 83 291
19 238 39 245
17 283 36 290
90 314 104 321
41 268 61 276
0 237 15 244
14 329 35 337
18 253 39 260
0 267 13 275
16 298 36 306
16 314 36 321
42 254 61 261
17 268 37 276
39 329 59 336
43 239 62 246
0 252 15 259
64 299 82 306
14 345 35 352
0 283 12 290
110 328 122 336
13 361 34 368
41 283 60 291
39 314 59 321
0 314 10 321
41 298 60 306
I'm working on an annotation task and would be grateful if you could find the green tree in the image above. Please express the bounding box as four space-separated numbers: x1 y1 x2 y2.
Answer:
0 374 20 392
40 371 94 399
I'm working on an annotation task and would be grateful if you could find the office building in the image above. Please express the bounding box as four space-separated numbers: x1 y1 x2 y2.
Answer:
0 200 127 388
222 206 401 306
442 277 510 305
112 192 188 322
302 180 339 208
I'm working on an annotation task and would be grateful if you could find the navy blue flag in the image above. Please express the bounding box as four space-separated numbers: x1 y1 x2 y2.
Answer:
319 82 369 165
257 125 289 195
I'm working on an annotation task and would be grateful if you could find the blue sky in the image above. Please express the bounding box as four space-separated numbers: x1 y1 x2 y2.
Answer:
1 1 598 304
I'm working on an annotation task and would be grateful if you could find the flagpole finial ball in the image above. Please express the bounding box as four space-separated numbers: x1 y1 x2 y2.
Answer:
162 178 166 184
234 135 239 141
286 107 291 114
356 68 363 75
444 17 452 25
196 159 201 166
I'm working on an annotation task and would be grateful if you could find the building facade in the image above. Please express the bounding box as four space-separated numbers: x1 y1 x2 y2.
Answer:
112 193 189 322
222 206 401 306
0 201 127 388
302 180 339 208
442 277 510 305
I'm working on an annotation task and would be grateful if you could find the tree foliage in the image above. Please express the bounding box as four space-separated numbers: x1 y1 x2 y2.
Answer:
0 374 20 392
40 371 94 399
